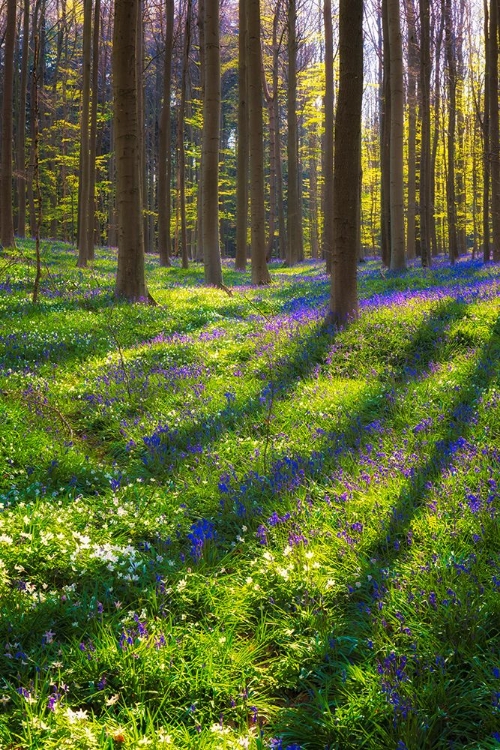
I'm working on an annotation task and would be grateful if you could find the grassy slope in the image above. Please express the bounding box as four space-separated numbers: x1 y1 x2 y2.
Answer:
0 242 499 749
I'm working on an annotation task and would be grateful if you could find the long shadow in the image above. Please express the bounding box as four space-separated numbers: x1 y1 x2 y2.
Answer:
0 299 491 740
271 313 500 748
209 300 469 516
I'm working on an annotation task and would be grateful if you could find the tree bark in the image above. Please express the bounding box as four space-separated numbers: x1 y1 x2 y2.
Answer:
247 0 271 284
329 0 363 325
286 0 304 266
235 0 248 270
419 0 432 267
489 0 500 260
387 0 406 270
0 0 17 248
113 0 148 301
323 0 334 272
158 0 174 266
405 0 418 260
444 0 458 264
202 0 223 285
77 0 92 266
16 0 30 238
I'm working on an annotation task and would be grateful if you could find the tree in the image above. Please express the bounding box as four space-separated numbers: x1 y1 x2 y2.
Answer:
235 0 248 271
202 0 223 285
329 0 363 325
489 0 500 260
158 0 174 267
405 0 418 260
16 0 30 238
419 0 432 267
387 0 405 270
286 0 304 266
76 0 93 267
113 0 149 301
0 0 17 249
248 0 271 284
322 0 334 272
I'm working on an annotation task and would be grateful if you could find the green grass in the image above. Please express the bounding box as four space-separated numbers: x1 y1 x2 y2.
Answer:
0 242 499 749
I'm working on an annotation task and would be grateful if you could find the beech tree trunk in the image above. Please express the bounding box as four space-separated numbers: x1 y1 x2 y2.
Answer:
158 0 174 266
77 0 92 266
419 0 432 267
16 0 30 238
202 0 223 285
286 0 304 266
248 0 271 284
444 0 458 264
329 0 363 326
323 0 334 272
489 0 500 260
483 0 491 261
387 0 406 270
113 0 148 301
0 0 17 248
235 0 248 271
405 0 418 260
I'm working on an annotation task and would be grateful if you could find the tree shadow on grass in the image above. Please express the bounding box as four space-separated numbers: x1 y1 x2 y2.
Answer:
271 313 500 748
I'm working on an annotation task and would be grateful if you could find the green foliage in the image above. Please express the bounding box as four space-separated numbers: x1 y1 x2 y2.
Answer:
1 247 500 748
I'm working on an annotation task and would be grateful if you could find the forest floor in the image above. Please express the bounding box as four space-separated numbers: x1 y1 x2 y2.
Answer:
0 241 500 749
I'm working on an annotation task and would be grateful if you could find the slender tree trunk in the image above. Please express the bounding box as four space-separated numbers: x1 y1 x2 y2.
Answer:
202 0 223 285
77 0 92 266
387 0 406 270
273 16 287 261
113 0 148 301
262 58 277 262
0 0 17 248
158 0 174 266
16 0 30 238
286 0 304 266
490 0 500 260
87 0 101 258
419 0 432 267
380 0 391 267
329 0 363 325
247 0 271 284
483 0 491 261
196 0 205 262
323 0 334 272
235 0 248 270
177 0 191 269
444 0 458 264
405 0 418 260
309 131 319 259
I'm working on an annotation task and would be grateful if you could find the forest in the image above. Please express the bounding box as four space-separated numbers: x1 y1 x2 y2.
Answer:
0 0 500 748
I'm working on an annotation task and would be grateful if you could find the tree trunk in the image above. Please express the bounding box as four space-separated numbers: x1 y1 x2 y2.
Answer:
490 0 500 260
387 0 406 270
113 0 148 301
235 0 248 271
247 0 271 284
329 0 363 326
77 0 92 266
323 0 334 272
286 0 304 266
202 0 223 285
0 0 17 248
380 0 391 267
16 0 30 238
419 0 432 267
88 0 101 258
158 0 174 266
177 0 191 270
444 0 458 264
405 0 418 260
483 0 491 261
